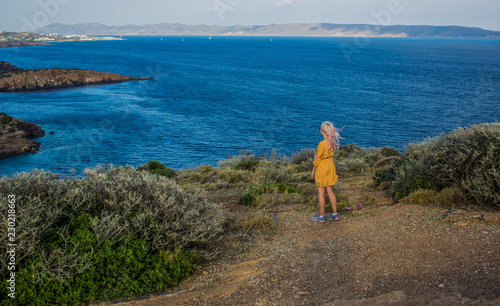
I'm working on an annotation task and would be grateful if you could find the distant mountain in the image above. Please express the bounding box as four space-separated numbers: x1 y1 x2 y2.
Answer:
35 23 500 39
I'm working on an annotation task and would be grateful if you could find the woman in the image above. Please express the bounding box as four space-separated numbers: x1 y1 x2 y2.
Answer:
311 121 341 223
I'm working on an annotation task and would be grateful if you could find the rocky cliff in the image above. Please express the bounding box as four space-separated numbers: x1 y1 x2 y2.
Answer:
0 113 45 159
0 65 151 91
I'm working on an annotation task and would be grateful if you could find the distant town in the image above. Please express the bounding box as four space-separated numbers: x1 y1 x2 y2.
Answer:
0 31 121 48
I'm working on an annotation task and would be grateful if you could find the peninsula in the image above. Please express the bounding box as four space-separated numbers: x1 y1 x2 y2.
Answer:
0 112 45 159
0 31 120 48
0 62 151 92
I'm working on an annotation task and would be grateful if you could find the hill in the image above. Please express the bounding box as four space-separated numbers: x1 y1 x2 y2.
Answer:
34 22 500 38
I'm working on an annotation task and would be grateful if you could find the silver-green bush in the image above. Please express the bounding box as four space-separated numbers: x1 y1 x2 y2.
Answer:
393 123 500 208
0 165 225 277
433 123 500 206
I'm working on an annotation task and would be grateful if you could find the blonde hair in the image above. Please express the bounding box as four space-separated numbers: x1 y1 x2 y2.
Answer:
320 121 342 151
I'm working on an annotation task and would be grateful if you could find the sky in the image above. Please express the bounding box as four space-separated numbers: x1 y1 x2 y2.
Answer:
1 0 500 32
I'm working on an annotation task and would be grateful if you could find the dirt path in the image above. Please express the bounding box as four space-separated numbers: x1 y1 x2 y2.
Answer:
114 180 500 305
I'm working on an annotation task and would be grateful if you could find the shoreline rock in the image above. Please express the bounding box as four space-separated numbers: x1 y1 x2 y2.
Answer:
0 113 45 159
0 64 151 91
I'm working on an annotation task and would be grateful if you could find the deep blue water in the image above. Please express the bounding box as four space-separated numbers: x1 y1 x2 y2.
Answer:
0 36 499 176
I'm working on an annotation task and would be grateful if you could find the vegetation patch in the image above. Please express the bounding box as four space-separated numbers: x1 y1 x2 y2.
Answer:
233 160 260 171
392 123 500 208
399 187 467 208
235 212 277 234
137 160 176 178
239 183 302 206
0 166 224 304
0 113 13 124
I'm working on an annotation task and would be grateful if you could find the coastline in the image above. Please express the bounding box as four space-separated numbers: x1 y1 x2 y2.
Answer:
0 62 151 92
0 31 122 49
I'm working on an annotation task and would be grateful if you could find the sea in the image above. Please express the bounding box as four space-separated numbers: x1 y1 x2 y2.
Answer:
0 36 499 176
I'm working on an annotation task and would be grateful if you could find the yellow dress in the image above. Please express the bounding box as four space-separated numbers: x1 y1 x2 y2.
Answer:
313 139 338 187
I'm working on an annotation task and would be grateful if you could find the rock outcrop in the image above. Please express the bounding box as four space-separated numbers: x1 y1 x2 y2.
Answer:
0 61 21 71
0 113 45 159
0 64 151 91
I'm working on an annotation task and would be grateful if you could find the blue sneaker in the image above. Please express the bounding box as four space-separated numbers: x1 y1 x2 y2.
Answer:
327 213 340 221
311 215 326 223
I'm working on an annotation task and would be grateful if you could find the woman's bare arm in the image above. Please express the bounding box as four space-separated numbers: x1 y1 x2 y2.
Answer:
311 154 319 179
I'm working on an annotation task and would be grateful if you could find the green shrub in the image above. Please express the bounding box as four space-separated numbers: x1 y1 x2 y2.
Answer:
336 157 367 174
137 160 176 178
381 146 401 157
336 144 366 158
0 113 12 124
0 166 224 304
195 165 213 174
433 123 500 207
272 182 302 194
7 127 15 133
339 143 366 157
0 213 200 304
363 152 380 167
290 149 315 173
333 145 377 174
218 169 242 183
392 123 500 208
149 168 176 178
392 142 439 199
233 160 260 171
291 149 315 165
374 167 396 188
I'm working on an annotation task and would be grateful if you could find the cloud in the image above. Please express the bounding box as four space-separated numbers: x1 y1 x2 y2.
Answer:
275 0 295 7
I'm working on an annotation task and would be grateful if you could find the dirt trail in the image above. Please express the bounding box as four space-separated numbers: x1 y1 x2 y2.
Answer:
126 258 267 305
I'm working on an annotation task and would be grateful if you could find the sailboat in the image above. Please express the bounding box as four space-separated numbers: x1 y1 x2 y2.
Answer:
209 35 212 40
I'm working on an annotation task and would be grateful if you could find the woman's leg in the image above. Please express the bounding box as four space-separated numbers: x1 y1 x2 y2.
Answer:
317 187 326 215
326 186 337 214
